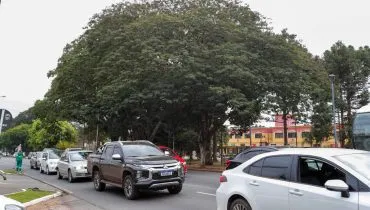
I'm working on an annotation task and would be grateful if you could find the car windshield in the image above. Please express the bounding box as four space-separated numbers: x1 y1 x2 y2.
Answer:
334 153 370 180
78 151 92 159
122 145 164 157
37 153 42 158
70 153 84 161
49 152 60 159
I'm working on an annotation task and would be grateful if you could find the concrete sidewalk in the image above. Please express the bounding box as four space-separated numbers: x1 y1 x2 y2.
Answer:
27 194 102 210
0 174 56 195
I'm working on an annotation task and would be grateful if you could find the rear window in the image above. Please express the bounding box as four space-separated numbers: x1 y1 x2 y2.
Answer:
122 145 164 157
244 155 293 181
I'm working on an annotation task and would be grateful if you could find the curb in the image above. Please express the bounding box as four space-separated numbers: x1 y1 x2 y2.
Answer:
188 167 224 173
23 173 73 195
23 191 62 207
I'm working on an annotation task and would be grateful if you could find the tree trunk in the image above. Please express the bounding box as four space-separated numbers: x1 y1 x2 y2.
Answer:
149 121 161 141
283 112 288 146
346 96 353 148
199 113 214 166
212 133 217 162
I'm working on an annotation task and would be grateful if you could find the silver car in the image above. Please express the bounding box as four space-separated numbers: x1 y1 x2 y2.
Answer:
30 152 43 169
56 151 92 183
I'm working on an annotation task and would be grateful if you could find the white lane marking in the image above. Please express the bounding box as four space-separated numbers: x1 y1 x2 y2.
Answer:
197 192 216 197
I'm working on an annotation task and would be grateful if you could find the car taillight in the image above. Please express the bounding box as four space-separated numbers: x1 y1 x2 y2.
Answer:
219 175 227 183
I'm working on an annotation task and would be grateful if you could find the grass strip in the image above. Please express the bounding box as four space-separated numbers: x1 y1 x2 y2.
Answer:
6 189 53 203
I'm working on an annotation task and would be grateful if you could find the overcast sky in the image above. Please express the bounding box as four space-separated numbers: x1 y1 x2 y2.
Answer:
1 0 369 117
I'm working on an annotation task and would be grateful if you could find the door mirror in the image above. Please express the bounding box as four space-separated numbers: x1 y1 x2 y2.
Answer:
164 151 170 156
112 154 122 161
325 179 350 198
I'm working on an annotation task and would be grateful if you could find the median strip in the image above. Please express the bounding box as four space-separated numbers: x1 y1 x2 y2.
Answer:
6 188 54 203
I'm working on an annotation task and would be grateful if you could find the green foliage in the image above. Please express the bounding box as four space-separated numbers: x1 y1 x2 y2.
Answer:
34 0 326 164
324 41 370 145
10 107 35 127
28 119 77 151
0 124 31 152
56 140 76 150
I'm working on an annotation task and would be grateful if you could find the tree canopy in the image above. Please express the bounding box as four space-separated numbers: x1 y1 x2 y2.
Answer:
33 0 330 164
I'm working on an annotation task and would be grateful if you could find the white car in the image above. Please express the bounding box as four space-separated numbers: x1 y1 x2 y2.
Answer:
217 148 370 210
0 195 25 210
40 151 60 175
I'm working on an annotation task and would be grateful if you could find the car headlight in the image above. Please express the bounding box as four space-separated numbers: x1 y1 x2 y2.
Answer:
5 204 24 210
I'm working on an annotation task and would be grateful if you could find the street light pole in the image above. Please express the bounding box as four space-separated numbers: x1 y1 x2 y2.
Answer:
329 74 338 147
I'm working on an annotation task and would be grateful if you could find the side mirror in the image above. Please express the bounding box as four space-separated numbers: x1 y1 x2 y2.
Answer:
325 179 350 198
112 154 122 161
164 151 170 156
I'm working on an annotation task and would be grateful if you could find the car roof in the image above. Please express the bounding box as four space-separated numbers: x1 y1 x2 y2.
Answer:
265 148 368 158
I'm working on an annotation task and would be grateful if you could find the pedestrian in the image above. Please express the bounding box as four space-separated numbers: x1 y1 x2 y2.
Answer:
15 145 23 174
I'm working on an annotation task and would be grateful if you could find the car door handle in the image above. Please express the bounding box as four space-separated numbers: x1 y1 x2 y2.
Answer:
289 189 303 196
249 181 259 186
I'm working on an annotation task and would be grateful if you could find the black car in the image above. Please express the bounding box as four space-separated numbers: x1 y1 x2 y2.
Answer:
225 147 278 170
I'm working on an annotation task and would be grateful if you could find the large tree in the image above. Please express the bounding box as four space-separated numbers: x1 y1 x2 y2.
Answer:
0 124 31 153
27 119 78 151
43 0 270 165
324 42 370 146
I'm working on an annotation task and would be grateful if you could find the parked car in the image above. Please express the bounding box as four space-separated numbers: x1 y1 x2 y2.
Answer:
217 148 370 210
158 146 188 174
225 146 278 170
56 151 91 182
30 151 43 169
88 140 185 200
60 148 92 159
40 151 60 175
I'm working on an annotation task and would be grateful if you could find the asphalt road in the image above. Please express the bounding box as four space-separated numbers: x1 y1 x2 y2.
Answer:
1 157 220 210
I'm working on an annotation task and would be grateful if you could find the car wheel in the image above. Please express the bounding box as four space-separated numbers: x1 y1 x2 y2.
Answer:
167 184 182 194
57 169 62 180
46 166 50 175
93 170 105 191
123 175 139 200
40 166 43 173
68 170 74 183
229 198 251 210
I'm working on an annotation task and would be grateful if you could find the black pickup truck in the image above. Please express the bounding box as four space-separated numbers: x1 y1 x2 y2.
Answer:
87 140 185 200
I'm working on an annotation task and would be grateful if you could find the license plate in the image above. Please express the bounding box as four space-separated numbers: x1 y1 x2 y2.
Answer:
160 170 173 176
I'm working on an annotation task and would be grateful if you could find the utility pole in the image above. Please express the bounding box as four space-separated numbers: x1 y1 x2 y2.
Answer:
329 74 338 147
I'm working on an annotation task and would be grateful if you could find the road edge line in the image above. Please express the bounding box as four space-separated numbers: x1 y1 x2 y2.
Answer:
23 191 62 207
196 191 216 196
23 173 73 195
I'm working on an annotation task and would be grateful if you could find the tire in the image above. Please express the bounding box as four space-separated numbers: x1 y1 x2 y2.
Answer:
168 184 182 194
93 170 105 191
46 166 50 175
123 175 139 200
68 170 74 183
57 169 62 180
229 198 251 210
40 166 44 173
